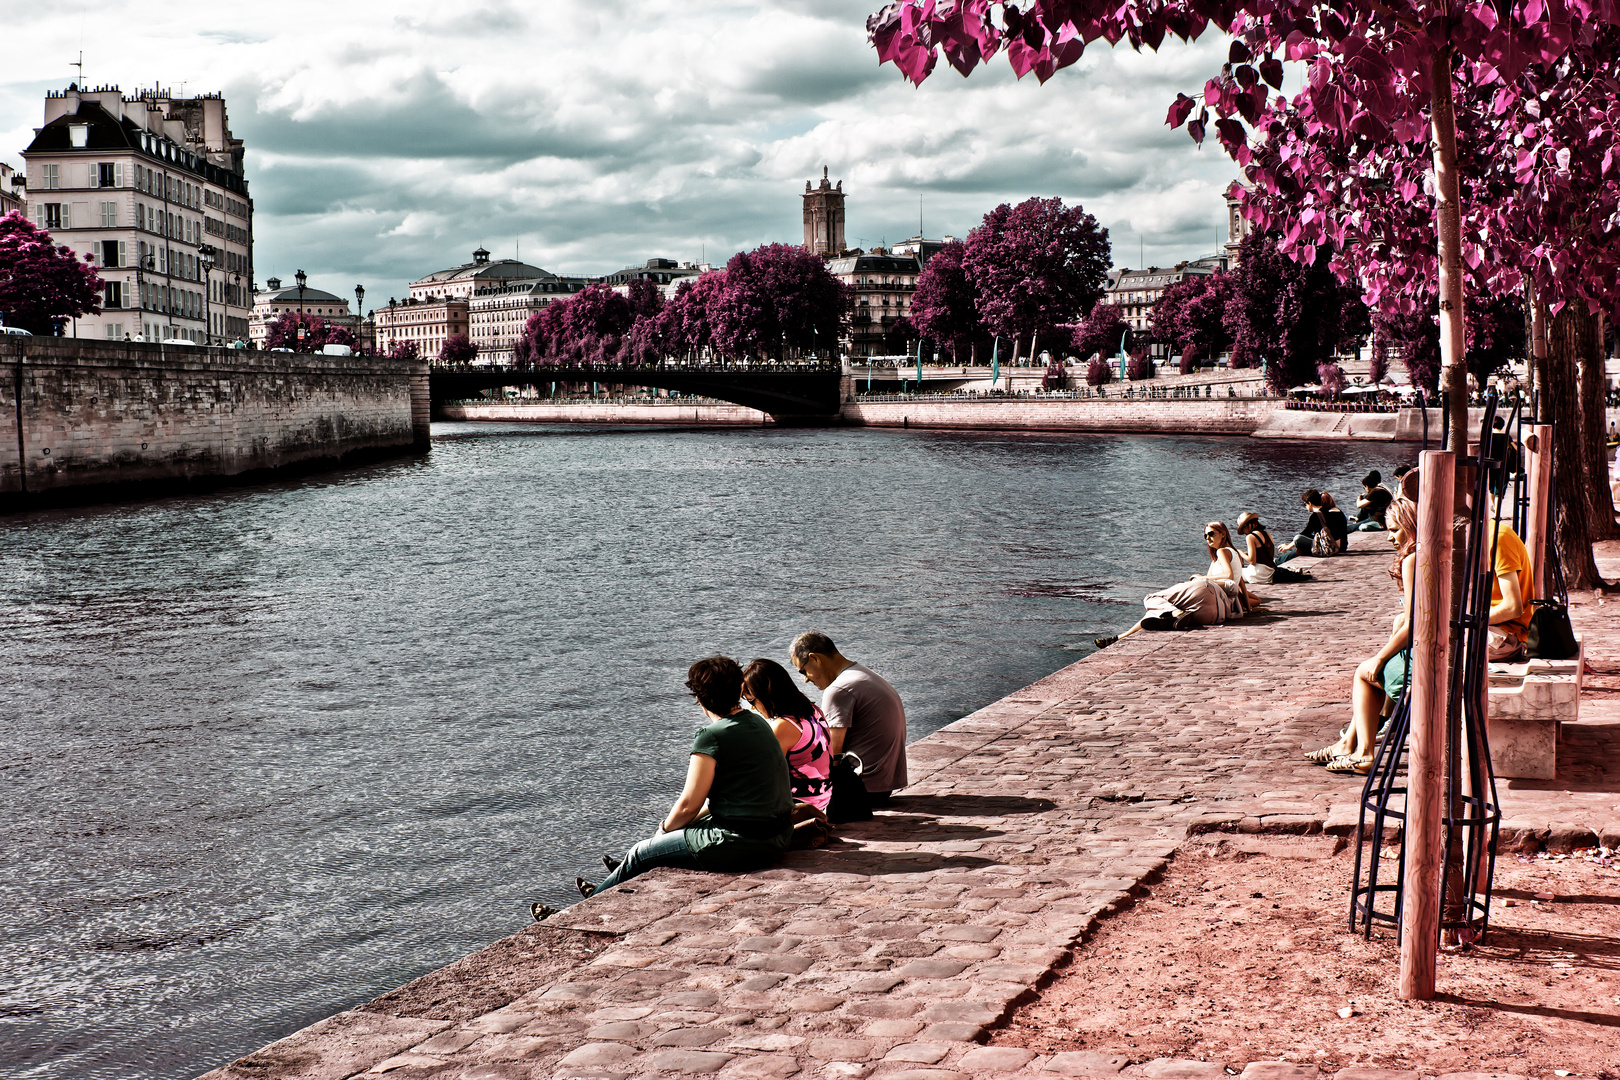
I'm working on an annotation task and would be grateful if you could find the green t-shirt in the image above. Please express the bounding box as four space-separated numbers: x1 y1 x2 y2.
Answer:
684 709 793 871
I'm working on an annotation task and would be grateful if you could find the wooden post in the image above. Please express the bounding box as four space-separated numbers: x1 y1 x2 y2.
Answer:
1401 449 1456 1001
1525 425 1553 598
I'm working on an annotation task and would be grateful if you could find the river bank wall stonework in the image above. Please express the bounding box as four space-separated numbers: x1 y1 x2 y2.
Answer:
1 339 429 510
197 533 1620 1079
439 402 771 426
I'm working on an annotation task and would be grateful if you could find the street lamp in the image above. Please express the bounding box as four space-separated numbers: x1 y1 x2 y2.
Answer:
232 272 241 344
354 284 365 353
198 244 217 345
135 251 156 341
294 269 308 351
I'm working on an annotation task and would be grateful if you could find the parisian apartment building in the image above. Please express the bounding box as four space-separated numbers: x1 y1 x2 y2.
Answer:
21 83 253 344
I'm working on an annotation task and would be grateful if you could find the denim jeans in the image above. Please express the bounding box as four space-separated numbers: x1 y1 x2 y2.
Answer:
596 828 702 891
1355 519 1385 532
1273 533 1311 564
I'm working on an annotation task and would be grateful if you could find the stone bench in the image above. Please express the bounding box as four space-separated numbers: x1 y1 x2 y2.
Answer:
1486 634 1584 780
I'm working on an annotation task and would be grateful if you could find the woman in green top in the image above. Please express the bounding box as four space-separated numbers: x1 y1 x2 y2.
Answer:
576 655 793 897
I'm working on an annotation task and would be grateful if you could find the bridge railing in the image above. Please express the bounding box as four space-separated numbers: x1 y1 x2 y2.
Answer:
431 359 843 375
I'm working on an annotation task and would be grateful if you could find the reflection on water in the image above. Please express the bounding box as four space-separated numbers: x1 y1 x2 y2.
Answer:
0 424 1412 1079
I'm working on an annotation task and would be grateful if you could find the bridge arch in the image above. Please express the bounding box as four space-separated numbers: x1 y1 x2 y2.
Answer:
429 364 846 423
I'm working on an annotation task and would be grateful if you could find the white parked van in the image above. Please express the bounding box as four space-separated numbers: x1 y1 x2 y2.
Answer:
321 343 354 356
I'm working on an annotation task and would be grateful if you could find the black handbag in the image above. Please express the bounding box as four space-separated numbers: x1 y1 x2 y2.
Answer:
1527 542 1578 660
826 753 872 824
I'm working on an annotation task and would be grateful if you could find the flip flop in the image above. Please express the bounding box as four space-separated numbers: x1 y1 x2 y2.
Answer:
531 902 559 921
1094 636 1119 649
576 878 597 898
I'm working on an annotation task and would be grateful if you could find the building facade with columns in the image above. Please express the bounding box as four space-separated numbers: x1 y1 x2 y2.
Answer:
375 296 470 362
21 84 252 343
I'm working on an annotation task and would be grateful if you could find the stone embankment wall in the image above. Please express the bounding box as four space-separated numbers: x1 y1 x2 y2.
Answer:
1 338 430 510
439 401 770 426
841 396 1282 435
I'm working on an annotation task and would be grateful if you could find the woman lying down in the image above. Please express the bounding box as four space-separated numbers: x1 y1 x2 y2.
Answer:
1095 521 1259 648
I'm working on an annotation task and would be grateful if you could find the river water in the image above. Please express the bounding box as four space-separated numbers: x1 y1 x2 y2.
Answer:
0 423 1412 1079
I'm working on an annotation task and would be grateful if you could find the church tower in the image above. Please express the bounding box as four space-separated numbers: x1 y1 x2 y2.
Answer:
802 168 846 257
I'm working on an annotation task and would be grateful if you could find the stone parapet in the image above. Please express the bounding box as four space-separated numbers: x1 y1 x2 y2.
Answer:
0 338 426 509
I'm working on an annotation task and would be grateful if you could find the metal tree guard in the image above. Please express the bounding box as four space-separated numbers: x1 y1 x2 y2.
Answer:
1351 397 1511 943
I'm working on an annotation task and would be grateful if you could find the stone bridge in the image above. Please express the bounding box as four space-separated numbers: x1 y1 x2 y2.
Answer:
430 363 846 423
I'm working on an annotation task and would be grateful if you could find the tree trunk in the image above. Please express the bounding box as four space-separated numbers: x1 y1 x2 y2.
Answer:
1581 309 1615 540
1546 303 1607 589
1429 39 1472 950
1430 44 1468 457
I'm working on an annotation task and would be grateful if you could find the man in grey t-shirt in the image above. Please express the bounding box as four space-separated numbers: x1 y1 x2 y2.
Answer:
790 631 907 800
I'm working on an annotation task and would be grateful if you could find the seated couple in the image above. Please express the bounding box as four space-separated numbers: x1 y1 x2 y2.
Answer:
1308 497 1533 775
1096 521 1260 646
569 636 907 900
1274 488 1350 563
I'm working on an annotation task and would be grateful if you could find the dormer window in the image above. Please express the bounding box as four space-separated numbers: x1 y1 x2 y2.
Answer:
69 123 89 148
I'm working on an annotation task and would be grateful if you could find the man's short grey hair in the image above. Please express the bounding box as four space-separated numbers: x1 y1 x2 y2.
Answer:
790 631 838 664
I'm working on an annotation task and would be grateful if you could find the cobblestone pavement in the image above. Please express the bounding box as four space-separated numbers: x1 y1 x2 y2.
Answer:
201 534 1619 1080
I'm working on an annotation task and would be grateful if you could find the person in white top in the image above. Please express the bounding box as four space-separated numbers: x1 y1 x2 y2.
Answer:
789 632 908 801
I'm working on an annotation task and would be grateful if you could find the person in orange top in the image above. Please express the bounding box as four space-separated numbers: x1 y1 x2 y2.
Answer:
1487 520 1535 661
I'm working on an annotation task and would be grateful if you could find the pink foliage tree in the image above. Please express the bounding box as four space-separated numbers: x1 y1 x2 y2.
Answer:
387 339 421 363
1085 356 1113 386
438 332 478 366
1070 302 1129 361
1150 272 1234 368
960 196 1111 348
711 243 849 361
910 240 986 361
266 311 354 353
1224 232 1368 392
0 210 101 334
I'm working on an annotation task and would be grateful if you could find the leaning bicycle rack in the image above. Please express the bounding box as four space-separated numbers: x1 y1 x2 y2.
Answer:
1351 397 1508 942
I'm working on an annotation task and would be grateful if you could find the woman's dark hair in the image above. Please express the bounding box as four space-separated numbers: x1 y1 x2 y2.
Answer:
741 658 818 720
1302 487 1323 506
1363 470 1382 487
686 655 742 715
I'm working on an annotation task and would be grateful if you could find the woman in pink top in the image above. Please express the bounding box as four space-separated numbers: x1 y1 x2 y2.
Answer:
741 659 833 813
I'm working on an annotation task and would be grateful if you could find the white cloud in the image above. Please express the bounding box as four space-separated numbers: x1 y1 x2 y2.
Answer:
0 0 1244 307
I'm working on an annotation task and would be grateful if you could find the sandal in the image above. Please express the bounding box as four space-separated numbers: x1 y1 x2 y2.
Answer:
1305 745 1342 764
531 902 560 921
1326 755 1373 775
576 878 597 898
1094 635 1119 649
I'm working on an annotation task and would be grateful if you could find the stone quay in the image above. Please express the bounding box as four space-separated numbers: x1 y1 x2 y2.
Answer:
1 338 430 511
198 531 1620 1079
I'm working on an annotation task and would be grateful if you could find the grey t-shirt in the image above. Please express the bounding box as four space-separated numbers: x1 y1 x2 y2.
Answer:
822 662 908 793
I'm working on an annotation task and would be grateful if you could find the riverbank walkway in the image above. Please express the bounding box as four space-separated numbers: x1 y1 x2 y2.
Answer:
201 532 1620 1080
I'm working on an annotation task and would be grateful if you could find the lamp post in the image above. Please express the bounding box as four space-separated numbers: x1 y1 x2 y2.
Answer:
354 284 365 353
294 269 308 350
198 244 217 345
135 251 156 341
388 297 397 358
231 272 241 345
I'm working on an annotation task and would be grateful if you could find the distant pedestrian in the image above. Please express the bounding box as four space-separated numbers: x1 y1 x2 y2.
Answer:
789 632 908 803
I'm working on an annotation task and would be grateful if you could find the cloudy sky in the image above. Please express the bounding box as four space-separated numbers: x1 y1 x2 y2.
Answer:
0 0 1245 311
